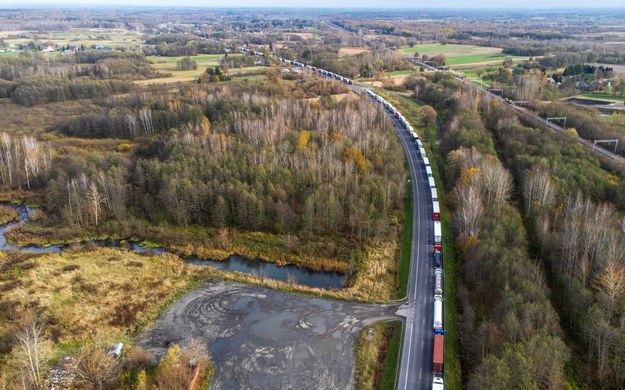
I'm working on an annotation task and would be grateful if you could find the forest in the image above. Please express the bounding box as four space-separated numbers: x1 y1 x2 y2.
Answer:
0 57 412 390
0 72 406 256
412 70 625 389
3 5 625 389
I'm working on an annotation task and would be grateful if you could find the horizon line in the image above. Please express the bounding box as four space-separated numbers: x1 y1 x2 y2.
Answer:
3 4 625 10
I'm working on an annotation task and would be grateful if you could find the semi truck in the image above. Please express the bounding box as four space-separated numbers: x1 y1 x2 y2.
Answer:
433 294 443 332
432 201 440 220
431 188 438 202
435 268 443 295
426 166 433 178
434 220 442 251
423 157 430 167
433 334 444 375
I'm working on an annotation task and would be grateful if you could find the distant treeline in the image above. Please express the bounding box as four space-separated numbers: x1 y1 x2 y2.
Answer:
276 45 411 78
142 33 229 56
0 77 133 106
0 51 164 105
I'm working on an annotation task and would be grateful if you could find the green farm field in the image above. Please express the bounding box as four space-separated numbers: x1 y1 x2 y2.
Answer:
581 92 625 102
402 43 528 67
1 28 145 49
145 54 226 81
384 69 417 76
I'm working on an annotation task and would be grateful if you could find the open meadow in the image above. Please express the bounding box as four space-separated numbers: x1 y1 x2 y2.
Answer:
402 43 528 67
0 28 145 49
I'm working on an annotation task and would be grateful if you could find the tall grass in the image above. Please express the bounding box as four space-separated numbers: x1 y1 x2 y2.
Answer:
396 182 413 299
0 205 19 225
355 321 403 390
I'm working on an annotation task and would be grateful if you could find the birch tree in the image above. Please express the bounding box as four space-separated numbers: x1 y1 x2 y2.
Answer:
523 168 556 215
14 317 51 389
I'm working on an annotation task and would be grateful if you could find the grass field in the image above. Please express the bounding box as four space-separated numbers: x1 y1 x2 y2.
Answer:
1 28 145 50
0 248 197 346
582 92 625 102
401 43 481 54
447 53 519 66
384 69 417 76
143 54 226 82
380 321 403 389
338 47 371 57
355 320 403 390
397 182 413 299
402 43 527 68
0 50 30 58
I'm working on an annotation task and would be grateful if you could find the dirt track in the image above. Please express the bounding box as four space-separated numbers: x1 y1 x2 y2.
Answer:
136 281 400 390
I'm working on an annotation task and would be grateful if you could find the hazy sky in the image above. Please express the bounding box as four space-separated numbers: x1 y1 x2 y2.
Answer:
9 0 625 8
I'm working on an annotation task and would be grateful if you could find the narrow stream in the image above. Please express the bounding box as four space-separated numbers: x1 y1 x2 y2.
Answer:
0 204 345 289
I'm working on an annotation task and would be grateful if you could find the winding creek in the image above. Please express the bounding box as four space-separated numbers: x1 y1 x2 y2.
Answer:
0 204 345 289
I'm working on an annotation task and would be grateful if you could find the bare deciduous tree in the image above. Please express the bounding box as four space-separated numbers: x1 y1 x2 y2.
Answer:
87 181 105 227
454 183 484 239
139 108 154 136
478 158 512 205
523 167 556 214
73 344 121 390
13 317 51 389
596 260 625 316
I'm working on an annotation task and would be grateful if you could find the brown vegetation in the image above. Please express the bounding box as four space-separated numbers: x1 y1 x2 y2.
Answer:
0 205 18 225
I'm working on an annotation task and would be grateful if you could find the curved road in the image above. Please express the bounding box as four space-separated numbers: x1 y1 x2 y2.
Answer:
390 113 434 390
276 52 436 389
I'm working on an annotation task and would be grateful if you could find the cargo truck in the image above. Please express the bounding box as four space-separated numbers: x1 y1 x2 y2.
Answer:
434 221 442 251
432 377 444 390
433 295 443 331
431 188 438 202
432 201 440 220
435 268 443 295
433 334 444 374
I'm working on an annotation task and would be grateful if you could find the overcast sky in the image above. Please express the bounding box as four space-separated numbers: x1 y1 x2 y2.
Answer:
9 0 625 8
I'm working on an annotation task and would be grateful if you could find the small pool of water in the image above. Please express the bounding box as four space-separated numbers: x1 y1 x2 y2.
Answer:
188 256 345 289
0 203 346 289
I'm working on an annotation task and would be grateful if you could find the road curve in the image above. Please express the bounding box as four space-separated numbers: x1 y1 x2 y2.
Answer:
391 110 434 390
265 49 436 389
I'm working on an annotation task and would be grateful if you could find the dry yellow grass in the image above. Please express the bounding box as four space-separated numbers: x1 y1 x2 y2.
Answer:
0 248 195 343
305 93 352 104
338 47 371 57
0 99 96 136
134 76 197 85
0 205 19 225
348 240 399 301
284 32 315 40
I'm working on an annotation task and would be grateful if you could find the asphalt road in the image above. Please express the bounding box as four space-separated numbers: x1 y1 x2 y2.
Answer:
345 80 435 390
391 114 435 390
